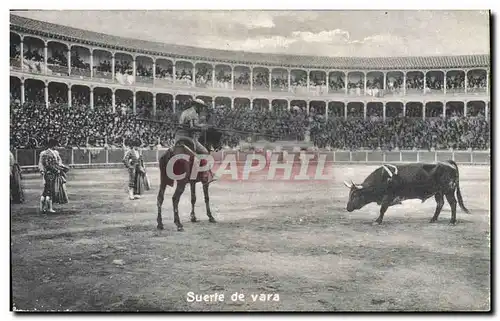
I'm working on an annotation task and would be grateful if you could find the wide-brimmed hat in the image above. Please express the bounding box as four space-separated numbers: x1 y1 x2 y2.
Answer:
193 98 209 108
47 138 59 148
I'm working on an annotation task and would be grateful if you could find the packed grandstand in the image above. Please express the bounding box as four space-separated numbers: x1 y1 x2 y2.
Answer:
10 14 490 152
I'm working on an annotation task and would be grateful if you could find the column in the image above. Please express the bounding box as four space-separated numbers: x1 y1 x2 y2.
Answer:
422 103 426 120
250 99 253 110
250 67 253 91
20 81 25 104
153 94 157 115
442 101 446 118
486 70 489 94
90 88 94 109
172 62 176 83
132 58 136 83
287 69 291 92
212 65 215 88
20 39 24 71
112 90 116 112
383 102 386 121
485 101 489 119
443 71 447 95
464 100 468 117
383 72 387 91
212 99 215 109
44 83 49 108
403 72 406 96
133 91 136 114
112 54 115 81
306 101 310 115
269 100 272 111
268 70 272 92
307 70 310 92
68 86 72 107
325 72 329 95
173 96 176 113
192 63 196 87
152 60 156 84
464 69 468 93
231 97 234 109
67 48 71 75
325 101 329 120
363 103 367 120
287 100 291 111
90 51 94 78
44 44 48 74
364 72 367 95
403 102 406 117
344 103 348 119
231 66 234 90
423 71 427 94
345 72 348 95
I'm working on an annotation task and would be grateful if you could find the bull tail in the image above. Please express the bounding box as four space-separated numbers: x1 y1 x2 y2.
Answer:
447 160 470 214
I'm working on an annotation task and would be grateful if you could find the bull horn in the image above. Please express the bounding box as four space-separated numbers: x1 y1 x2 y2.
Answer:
343 180 353 188
352 180 363 189
386 164 398 175
382 165 393 177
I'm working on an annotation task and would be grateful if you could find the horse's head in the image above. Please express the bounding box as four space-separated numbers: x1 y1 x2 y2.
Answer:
200 128 224 152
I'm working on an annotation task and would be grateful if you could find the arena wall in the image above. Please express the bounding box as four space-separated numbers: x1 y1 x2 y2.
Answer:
15 148 490 172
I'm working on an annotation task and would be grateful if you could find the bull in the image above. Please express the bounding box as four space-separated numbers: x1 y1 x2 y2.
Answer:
343 160 469 225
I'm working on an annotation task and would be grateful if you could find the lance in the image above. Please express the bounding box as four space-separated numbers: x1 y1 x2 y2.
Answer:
135 118 281 139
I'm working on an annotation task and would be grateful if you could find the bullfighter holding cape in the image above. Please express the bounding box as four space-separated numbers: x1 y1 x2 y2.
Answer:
38 138 70 213
123 138 150 200
10 151 25 204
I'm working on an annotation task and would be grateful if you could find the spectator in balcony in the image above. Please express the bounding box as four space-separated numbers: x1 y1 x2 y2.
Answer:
468 74 487 91
24 48 44 62
176 69 193 83
271 76 287 90
406 75 424 91
235 72 251 86
70 51 90 73
215 70 232 88
291 75 307 89
195 66 212 86
97 60 112 73
329 77 345 91
47 49 68 67
426 76 443 91
136 63 153 78
10 43 20 60
446 73 465 92
253 72 269 88
155 65 173 80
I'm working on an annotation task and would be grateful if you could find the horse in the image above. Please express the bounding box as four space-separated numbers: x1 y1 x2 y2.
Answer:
156 127 224 231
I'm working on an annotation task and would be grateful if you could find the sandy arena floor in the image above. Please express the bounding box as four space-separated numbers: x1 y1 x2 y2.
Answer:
10 165 490 311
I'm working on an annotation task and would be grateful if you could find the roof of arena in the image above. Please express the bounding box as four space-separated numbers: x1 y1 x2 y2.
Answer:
10 14 490 70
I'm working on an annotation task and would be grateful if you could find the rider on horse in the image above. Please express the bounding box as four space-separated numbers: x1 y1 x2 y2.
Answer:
174 98 215 184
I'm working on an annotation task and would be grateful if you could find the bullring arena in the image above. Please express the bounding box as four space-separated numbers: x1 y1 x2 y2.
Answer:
9 13 490 312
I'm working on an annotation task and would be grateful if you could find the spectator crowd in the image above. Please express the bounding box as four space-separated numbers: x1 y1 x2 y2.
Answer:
10 92 489 151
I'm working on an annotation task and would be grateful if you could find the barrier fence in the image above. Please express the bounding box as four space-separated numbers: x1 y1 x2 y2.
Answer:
14 148 490 170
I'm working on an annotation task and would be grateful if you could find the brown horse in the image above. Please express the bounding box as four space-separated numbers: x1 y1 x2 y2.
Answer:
156 128 224 231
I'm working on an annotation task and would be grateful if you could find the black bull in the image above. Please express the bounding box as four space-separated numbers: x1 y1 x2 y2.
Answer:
343 160 470 224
